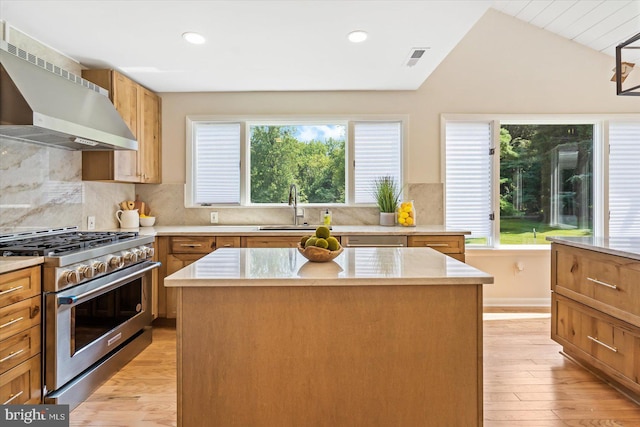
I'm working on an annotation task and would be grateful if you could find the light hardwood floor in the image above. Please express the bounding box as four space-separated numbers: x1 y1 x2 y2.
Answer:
70 313 640 426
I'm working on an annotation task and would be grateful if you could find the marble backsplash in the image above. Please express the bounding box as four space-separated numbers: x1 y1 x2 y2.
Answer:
0 138 134 231
134 182 444 226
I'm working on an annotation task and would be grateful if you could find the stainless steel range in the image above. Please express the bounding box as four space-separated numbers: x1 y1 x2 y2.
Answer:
0 226 159 409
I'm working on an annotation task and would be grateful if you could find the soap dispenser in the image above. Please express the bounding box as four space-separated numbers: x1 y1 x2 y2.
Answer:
323 209 332 226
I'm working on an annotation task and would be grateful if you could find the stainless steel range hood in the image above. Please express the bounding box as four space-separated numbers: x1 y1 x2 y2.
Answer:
0 42 137 151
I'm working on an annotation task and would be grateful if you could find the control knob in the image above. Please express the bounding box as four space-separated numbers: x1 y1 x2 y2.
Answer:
123 251 138 264
108 255 124 269
77 264 95 279
59 270 80 286
92 261 107 274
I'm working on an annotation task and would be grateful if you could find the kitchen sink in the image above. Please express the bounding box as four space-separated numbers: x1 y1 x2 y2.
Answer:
258 225 329 231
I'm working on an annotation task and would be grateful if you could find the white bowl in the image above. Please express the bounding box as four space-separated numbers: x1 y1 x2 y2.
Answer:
139 216 156 227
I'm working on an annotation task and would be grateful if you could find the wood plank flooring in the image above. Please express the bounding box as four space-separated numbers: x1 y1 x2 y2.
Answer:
69 313 640 426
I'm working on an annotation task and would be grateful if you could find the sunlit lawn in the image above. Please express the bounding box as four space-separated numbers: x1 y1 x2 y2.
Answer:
500 217 591 245
466 217 591 245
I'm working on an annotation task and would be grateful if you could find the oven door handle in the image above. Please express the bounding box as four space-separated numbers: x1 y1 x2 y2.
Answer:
57 261 161 306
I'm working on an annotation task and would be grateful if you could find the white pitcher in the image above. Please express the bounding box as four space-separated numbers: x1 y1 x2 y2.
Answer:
116 209 139 228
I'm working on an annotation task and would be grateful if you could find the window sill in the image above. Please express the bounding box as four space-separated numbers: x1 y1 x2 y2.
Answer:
467 245 550 257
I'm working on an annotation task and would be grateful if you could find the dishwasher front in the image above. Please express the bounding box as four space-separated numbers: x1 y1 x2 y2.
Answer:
340 235 407 247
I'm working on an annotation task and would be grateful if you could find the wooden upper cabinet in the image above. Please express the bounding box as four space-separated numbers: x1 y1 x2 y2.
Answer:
139 87 161 183
81 69 161 184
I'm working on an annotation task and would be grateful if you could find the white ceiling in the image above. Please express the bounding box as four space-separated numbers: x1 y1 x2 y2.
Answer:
494 0 640 65
1 1 638 93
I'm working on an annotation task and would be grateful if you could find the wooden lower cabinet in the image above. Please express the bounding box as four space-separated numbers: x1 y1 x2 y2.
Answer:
158 236 217 319
0 266 41 404
0 355 41 405
551 242 640 400
157 233 468 318
408 235 466 262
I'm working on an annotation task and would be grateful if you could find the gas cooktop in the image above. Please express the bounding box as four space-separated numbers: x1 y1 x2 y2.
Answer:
0 227 139 257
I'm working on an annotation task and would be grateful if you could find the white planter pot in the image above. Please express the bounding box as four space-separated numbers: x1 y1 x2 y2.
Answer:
379 212 396 226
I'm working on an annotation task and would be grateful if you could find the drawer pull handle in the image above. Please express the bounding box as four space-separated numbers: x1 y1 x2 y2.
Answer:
587 277 618 290
180 244 203 248
3 390 24 404
425 243 449 247
0 348 24 363
0 285 24 296
587 335 618 353
0 317 24 329
222 244 232 247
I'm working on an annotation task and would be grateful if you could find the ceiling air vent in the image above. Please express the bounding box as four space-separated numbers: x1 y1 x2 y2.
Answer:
405 47 429 67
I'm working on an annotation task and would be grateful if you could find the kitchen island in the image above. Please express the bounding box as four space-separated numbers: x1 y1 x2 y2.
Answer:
165 247 493 427
549 236 640 402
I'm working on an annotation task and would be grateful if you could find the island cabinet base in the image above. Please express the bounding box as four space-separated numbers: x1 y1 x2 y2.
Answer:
176 284 483 427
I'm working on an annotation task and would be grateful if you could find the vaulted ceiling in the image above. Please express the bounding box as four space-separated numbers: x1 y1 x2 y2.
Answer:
1 1 638 92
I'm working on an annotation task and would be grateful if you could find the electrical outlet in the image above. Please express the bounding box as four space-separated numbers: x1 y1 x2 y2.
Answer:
210 212 219 224
87 216 96 230
296 207 305 217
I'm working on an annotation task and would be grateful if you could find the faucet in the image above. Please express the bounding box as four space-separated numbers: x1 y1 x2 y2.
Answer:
288 184 298 225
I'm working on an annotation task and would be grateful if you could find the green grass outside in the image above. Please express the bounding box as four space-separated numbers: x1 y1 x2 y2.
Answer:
467 217 591 246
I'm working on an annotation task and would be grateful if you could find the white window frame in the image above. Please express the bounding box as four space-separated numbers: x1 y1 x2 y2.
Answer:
442 114 640 249
185 115 408 208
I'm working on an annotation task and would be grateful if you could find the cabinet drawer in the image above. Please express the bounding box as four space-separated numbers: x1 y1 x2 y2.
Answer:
0 325 40 375
242 236 301 248
0 355 41 404
215 236 241 249
0 297 41 341
170 237 216 254
407 236 464 254
0 266 40 309
553 294 639 382
554 245 640 322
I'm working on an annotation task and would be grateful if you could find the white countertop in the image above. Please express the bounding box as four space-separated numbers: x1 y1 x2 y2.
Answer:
0 256 44 274
164 247 493 288
548 236 640 260
137 224 470 236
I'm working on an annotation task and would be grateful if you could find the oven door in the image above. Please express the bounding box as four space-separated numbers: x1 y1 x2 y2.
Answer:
45 260 159 391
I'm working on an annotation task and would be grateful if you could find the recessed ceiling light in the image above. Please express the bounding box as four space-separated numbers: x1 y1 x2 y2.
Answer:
182 32 206 45
347 30 368 43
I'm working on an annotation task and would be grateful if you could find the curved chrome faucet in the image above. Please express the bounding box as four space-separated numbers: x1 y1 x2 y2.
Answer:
288 184 298 226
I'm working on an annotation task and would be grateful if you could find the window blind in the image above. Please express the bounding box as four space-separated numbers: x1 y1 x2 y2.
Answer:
445 121 493 244
353 122 402 204
193 122 241 204
609 122 640 237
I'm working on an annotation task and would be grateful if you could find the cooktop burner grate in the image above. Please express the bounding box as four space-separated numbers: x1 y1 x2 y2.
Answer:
0 231 139 256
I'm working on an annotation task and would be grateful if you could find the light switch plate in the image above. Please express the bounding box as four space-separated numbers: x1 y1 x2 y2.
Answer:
210 212 219 224
87 216 96 230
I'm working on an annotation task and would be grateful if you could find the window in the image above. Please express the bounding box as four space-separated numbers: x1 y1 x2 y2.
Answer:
609 122 640 237
445 119 596 247
445 121 493 246
186 118 404 206
249 124 346 204
190 122 241 204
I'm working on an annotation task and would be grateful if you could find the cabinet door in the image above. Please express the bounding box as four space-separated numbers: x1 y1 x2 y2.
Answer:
0 266 40 309
0 355 41 404
112 72 139 182
165 253 207 318
138 87 161 183
81 70 138 182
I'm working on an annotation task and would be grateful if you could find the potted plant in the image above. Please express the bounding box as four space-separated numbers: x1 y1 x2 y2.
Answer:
372 176 402 226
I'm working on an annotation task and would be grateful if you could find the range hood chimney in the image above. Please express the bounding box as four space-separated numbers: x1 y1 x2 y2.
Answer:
0 42 137 151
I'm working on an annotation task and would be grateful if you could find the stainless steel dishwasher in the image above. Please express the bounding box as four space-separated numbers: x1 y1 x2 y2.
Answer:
340 235 407 247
